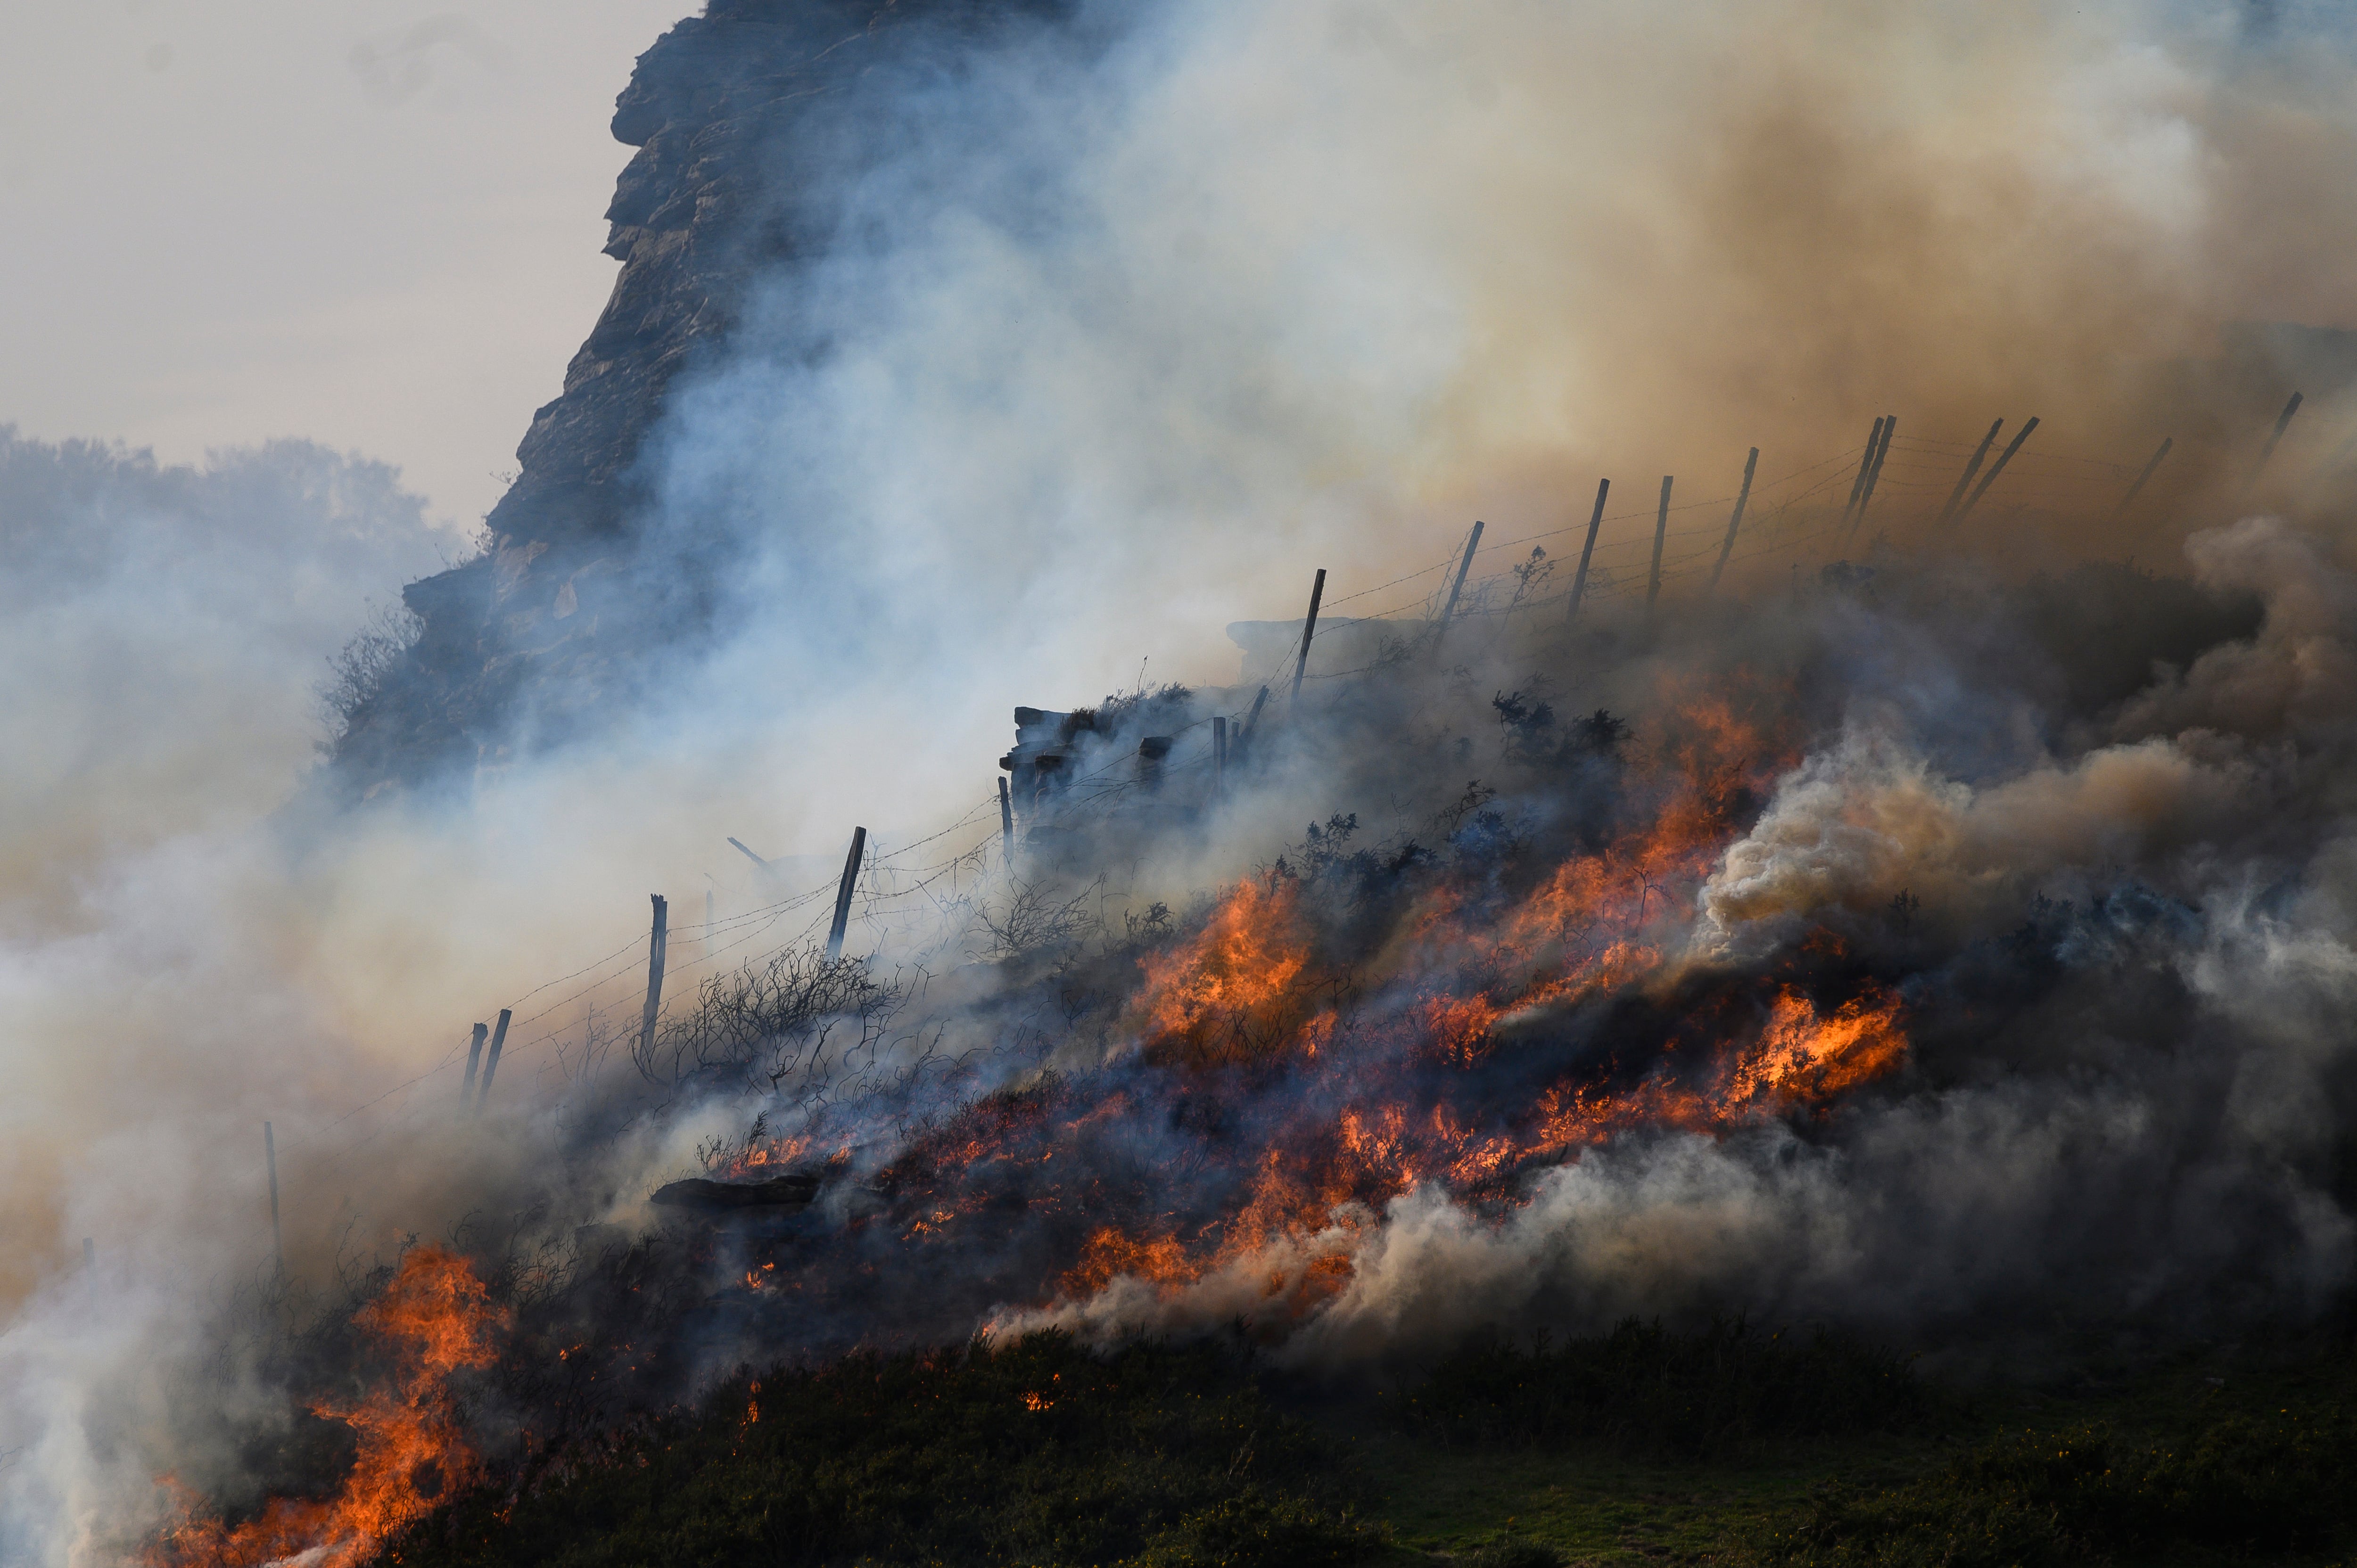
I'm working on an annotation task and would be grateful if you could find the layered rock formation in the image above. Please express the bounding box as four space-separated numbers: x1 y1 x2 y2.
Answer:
335 0 1068 790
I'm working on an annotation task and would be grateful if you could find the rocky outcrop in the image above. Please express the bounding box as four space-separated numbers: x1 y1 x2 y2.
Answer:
334 0 1070 791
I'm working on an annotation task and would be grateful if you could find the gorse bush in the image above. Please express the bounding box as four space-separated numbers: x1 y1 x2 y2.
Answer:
1397 1316 1928 1458
380 1332 1377 1568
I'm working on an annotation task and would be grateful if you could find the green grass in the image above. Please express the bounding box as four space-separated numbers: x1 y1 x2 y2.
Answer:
1391 1317 1931 1459
370 1326 2357 1568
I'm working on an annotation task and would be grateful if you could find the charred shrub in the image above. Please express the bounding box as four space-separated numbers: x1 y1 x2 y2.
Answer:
634 943 903 1093
1398 1317 1928 1459
381 1333 1377 1568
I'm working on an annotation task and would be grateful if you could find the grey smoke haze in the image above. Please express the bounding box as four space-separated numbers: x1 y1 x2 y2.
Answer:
0 1 689 525
9 0 2357 1560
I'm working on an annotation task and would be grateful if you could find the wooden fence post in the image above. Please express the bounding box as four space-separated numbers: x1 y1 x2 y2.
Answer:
1838 418 1884 534
1645 477 1673 614
459 1022 486 1110
2242 391 2303 495
635 896 668 1055
1706 450 1759 594
997 777 1014 859
1936 418 2004 527
1289 569 1328 704
826 830 867 960
1953 417 2039 525
264 1121 284 1282
1212 716 1227 802
1234 684 1271 763
476 1008 512 1114
1845 416 1897 546
1566 479 1609 623
2117 437 2172 511
1435 524 1484 650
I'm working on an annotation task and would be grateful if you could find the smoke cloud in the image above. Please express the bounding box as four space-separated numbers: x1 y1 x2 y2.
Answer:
12 0 2357 1560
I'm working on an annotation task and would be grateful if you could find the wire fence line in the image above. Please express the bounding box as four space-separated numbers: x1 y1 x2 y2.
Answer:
281 422 2184 1160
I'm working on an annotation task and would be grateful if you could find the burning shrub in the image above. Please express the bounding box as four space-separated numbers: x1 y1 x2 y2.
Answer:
1395 1317 1929 1458
148 1248 507 1568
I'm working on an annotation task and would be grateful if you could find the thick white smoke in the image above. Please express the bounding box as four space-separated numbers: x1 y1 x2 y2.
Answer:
10 0 2357 1557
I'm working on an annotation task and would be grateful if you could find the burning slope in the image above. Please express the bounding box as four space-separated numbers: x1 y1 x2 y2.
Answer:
148 1250 506 1568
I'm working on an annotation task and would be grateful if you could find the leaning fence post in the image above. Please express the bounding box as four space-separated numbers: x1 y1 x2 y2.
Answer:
2242 392 2303 496
1566 478 1609 623
1838 418 1884 535
1952 416 2039 525
997 777 1015 860
1289 569 1328 705
1937 419 2004 526
826 830 867 960
1846 417 1897 547
459 1022 486 1110
2117 437 2172 511
475 1008 512 1114
264 1121 284 1282
1435 524 1484 651
1706 449 1759 594
1645 476 1673 614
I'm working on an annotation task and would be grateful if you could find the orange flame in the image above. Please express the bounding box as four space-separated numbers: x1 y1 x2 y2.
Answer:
148 1247 508 1568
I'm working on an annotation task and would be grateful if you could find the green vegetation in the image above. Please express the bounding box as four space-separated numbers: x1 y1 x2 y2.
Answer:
376 1324 2357 1568
381 1333 1376 1568
1393 1317 1930 1459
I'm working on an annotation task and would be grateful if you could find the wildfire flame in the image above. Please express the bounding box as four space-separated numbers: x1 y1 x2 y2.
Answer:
148 1248 508 1568
1015 691 1913 1310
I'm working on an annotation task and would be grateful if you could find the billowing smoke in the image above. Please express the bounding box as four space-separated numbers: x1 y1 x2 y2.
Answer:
9 0 2357 1561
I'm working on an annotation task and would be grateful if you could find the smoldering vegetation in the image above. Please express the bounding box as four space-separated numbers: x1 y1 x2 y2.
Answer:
112 505 2357 1566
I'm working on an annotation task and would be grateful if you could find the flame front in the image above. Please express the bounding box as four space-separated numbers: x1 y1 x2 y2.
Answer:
893 690 1918 1327
148 1247 507 1568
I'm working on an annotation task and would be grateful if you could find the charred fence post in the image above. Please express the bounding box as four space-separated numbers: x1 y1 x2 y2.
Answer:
475 1007 512 1115
2242 391 2303 496
1566 478 1609 623
459 1021 486 1111
1953 416 2039 525
1706 449 1759 594
826 829 866 961
1937 418 2004 526
264 1121 284 1282
997 777 1015 860
1212 716 1227 802
1435 524 1483 652
1847 415 1895 544
1290 569 1328 705
2117 436 2173 511
1838 417 1884 535
636 890 672 1058
1645 476 1673 615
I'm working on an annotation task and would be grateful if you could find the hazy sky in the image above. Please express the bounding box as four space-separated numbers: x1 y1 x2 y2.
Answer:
0 1 692 532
